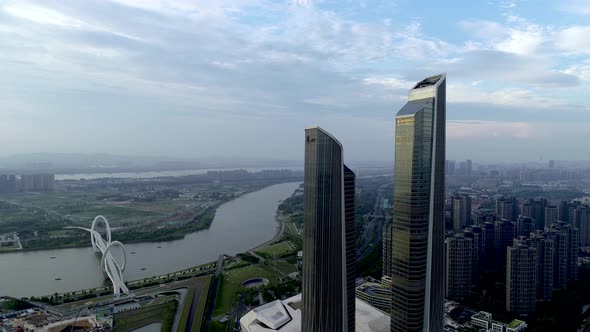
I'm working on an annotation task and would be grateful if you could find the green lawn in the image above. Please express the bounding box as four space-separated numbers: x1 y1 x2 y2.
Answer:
286 222 299 235
0 192 164 230
192 275 212 332
273 261 298 275
213 265 282 316
177 289 194 332
177 275 211 332
113 301 177 332
148 295 176 307
119 200 190 214
57 293 116 310
0 245 20 252
255 241 296 258
66 204 162 225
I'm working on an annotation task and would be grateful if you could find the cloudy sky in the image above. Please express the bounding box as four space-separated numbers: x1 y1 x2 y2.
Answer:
1 0 589 163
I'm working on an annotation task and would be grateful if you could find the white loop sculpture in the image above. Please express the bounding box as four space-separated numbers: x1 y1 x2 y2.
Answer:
85 215 129 296
91 215 111 252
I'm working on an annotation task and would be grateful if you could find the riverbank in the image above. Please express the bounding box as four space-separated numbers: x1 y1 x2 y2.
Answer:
0 187 259 254
29 211 293 302
1 182 301 298
248 211 288 253
0 176 303 254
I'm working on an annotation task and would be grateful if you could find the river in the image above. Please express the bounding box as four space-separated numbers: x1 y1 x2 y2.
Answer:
0 182 301 298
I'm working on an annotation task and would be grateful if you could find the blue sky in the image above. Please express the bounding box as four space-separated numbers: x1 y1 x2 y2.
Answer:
1 0 589 163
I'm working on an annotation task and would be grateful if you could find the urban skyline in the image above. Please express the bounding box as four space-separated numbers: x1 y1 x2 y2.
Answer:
2 0 590 331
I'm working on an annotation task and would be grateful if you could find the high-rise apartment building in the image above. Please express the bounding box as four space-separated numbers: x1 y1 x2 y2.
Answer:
554 223 579 282
0 175 7 193
390 74 446 332
558 200 570 224
7 175 16 192
533 199 548 230
495 219 516 271
545 205 558 228
527 231 554 301
445 160 456 176
302 127 355 332
464 226 483 283
573 206 590 247
474 213 496 226
482 222 496 273
446 233 473 301
452 194 472 231
506 238 538 315
516 216 534 238
466 159 473 178
522 200 535 220
18 173 54 192
496 197 517 221
545 222 579 289
548 232 568 290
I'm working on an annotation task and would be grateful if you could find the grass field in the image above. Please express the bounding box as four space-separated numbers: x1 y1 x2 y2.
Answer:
57 293 117 310
113 301 177 332
177 275 212 332
286 222 299 235
192 276 212 332
255 241 296 258
177 289 194 332
147 295 176 307
273 261 298 275
213 265 282 317
0 191 163 230
116 200 190 214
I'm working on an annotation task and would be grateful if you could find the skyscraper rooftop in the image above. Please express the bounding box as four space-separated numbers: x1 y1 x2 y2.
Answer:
412 74 444 90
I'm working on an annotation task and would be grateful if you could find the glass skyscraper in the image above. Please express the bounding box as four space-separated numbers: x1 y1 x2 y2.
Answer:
302 127 355 332
390 74 446 332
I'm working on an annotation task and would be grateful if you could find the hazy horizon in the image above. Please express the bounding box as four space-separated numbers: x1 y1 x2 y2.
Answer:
1 0 590 162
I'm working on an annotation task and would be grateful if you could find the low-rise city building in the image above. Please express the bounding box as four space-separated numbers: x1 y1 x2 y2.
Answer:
240 294 389 332
355 278 391 313
0 233 20 248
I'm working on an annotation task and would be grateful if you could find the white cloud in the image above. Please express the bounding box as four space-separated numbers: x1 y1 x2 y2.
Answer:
435 50 580 88
563 61 590 81
561 0 590 15
458 20 506 40
458 15 590 57
291 0 313 7
363 77 414 90
448 120 534 139
2 2 148 42
499 1 517 8
496 24 544 55
107 0 265 19
303 97 347 107
0 0 589 160
447 84 576 110
3 3 86 28
458 17 545 55
556 26 590 54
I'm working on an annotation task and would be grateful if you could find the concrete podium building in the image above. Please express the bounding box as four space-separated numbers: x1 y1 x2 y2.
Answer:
240 294 389 332
389 74 446 332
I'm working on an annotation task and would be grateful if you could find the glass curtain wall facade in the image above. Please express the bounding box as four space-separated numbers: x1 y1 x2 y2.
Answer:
390 74 446 332
302 127 355 332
